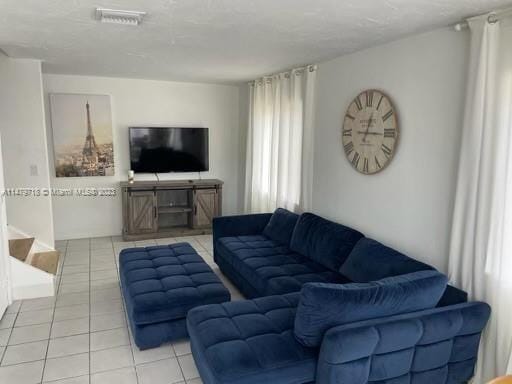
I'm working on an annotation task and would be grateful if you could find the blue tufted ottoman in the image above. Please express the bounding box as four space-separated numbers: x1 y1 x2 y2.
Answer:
119 242 231 349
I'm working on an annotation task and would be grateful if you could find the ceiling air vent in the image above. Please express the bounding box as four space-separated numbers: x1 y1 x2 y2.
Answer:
96 8 146 26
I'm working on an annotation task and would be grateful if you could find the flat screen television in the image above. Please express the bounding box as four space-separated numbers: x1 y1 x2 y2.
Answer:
129 127 209 173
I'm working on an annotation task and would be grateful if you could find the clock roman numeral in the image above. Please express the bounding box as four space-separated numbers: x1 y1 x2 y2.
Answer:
374 156 382 170
346 114 355 121
381 144 392 158
376 95 384 111
342 129 352 137
354 96 363 111
344 142 354 155
363 157 369 173
384 128 395 138
365 91 374 107
382 110 394 122
351 152 360 168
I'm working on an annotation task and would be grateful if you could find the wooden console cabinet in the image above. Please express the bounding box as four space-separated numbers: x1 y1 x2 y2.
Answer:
121 179 223 240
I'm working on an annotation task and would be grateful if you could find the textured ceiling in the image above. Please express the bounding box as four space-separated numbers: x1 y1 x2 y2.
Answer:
1 0 511 83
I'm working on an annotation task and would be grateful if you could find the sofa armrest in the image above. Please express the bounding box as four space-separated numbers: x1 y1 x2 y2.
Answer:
316 301 490 384
212 213 273 246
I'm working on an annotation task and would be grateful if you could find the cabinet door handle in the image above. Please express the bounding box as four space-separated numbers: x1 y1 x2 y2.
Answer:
194 205 197 215
153 206 157 218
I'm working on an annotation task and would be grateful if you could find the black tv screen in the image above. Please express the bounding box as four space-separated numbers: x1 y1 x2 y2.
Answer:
129 127 209 173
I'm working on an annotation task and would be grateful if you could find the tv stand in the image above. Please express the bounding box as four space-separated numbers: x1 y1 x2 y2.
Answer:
120 179 223 240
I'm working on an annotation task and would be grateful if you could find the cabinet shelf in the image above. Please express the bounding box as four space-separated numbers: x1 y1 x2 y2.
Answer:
158 225 189 231
158 206 192 214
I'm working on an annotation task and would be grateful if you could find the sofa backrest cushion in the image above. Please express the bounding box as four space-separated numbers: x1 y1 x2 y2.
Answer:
290 213 364 271
262 208 300 246
294 270 448 347
339 237 434 282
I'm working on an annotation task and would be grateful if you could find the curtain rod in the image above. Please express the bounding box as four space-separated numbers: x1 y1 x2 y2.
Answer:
454 7 512 31
248 64 317 85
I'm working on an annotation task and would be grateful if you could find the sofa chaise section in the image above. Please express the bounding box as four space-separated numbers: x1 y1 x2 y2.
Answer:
187 293 317 384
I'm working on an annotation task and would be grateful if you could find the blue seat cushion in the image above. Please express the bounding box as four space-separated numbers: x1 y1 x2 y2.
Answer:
187 293 317 384
340 237 434 282
119 243 230 325
290 213 364 271
294 270 448 347
262 208 300 246
216 235 350 296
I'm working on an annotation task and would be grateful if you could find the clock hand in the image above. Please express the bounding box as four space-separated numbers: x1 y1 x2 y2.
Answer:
357 131 382 135
363 112 373 143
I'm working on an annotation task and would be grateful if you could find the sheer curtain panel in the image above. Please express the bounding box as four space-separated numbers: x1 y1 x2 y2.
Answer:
448 13 512 383
244 65 317 213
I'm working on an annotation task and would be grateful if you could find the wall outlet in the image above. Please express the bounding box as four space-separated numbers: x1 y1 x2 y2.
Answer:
30 165 38 176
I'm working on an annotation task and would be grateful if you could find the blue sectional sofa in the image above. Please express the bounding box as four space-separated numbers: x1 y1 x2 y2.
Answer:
187 209 491 384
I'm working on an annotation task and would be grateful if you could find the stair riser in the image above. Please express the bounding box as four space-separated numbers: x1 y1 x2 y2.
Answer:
8 238 35 262
30 251 60 275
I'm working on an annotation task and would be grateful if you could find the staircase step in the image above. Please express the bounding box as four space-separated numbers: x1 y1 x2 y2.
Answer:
30 250 60 275
9 237 35 262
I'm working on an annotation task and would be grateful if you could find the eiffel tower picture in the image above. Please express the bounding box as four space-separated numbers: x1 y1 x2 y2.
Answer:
81 101 100 175
50 93 114 177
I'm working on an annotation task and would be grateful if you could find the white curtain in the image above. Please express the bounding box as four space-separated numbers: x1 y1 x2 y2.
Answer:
448 14 512 383
244 65 317 213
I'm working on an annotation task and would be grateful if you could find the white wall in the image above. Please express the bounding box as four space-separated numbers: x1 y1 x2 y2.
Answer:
0 54 54 247
43 74 241 240
312 28 469 271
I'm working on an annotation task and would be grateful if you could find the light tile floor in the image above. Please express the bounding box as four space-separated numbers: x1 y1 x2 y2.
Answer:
0 234 244 384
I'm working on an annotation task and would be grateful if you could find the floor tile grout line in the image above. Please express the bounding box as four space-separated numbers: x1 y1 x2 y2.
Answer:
176 353 187 382
91 238 137 382
45 350 87 362
39 241 67 383
0 300 22 365
115 238 141 384
0 358 46 370
43 374 90 384
48 325 127 345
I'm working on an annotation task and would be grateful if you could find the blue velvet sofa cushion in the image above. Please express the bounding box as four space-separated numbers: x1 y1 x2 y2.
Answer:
216 235 350 296
187 293 318 384
290 213 364 272
263 208 299 245
119 243 230 325
340 237 434 282
294 270 448 347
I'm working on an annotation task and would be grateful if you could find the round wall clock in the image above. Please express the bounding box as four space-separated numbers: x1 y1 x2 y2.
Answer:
342 90 399 174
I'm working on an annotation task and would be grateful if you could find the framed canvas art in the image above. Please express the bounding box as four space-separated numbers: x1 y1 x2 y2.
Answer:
50 93 114 177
